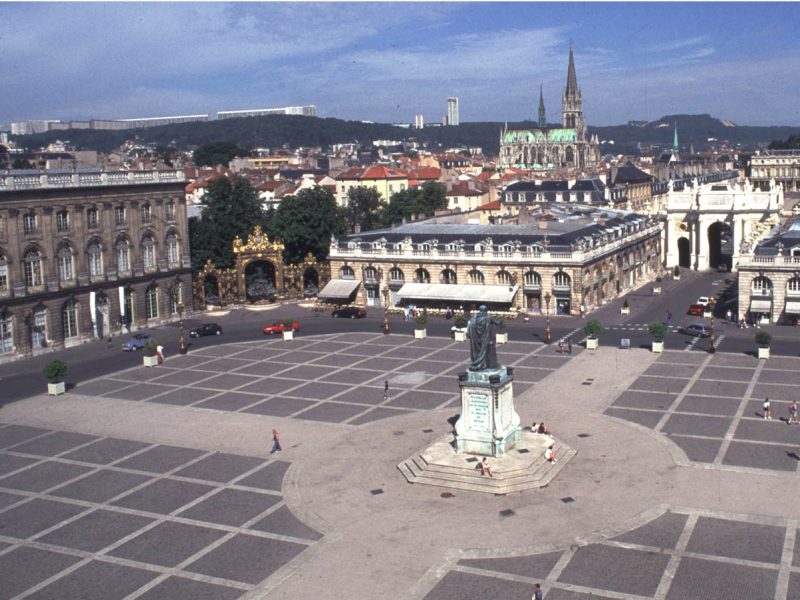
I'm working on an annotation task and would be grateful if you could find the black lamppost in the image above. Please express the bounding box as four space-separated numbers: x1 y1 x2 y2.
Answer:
177 303 187 354
544 292 552 344
708 314 716 353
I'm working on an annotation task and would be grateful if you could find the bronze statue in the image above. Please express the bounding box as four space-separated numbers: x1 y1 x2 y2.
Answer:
467 305 501 371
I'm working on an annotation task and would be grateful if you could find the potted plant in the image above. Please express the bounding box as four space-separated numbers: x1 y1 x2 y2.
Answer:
584 319 602 349
453 314 468 342
755 330 772 359
495 318 508 344
673 265 681 280
142 339 159 367
414 313 428 339
282 318 297 341
649 322 668 353
620 298 630 315
44 359 68 396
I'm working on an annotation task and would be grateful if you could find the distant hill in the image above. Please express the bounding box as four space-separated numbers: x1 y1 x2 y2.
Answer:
10 113 800 156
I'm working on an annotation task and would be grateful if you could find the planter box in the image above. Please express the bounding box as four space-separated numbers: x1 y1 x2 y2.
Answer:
620 307 630 315
283 330 294 341
758 346 770 359
414 328 427 339
586 337 599 350
496 332 508 344
143 355 159 368
674 274 681 280
651 340 664 353
703 311 712 318
453 329 466 342
652 286 662 295
47 381 66 396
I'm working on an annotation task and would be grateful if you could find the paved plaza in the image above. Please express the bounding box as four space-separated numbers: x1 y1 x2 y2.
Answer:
2 331 800 599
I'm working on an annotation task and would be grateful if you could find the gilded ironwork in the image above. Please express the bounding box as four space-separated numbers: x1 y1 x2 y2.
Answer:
232 225 284 254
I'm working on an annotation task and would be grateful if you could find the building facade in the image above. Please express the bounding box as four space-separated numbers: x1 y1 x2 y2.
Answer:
323 208 661 315
217 106 317 119
0 170 191 361
447 98 460 126
498 47 600 171
750 150 800 193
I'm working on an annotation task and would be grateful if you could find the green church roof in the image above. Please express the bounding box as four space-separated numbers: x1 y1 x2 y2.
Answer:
503 128 576 143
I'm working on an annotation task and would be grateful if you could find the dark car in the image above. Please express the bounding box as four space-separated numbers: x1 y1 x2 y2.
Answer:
121 333 151 351
189 323 223 338
686 304 705 316
679 324 711 337
332 306 367 319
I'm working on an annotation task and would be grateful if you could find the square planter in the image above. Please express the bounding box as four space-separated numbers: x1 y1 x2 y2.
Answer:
453 329 467 342
47 381 66 396
414 328 427 339
143 355 159 368
620 307 630 315
496 332 508 344
586 337 599 350
651 340 664 353
758 346 770 359
283 330 294 341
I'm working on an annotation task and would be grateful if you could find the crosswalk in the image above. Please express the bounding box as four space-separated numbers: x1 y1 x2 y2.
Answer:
605 323 679 332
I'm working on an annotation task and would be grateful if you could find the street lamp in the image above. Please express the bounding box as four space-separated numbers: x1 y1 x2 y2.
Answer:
544 292 552 344
708 314 716 353
177 303 187 355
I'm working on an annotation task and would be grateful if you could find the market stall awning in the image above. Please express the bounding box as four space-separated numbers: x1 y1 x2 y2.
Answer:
397 283 518 304
318 279 361 299
785 301 800 314
750 299 772 312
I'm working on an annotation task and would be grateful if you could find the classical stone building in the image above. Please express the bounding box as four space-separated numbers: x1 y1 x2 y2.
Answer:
0 169 191 361
498 47 600 171
324 206 661 315
750 150 800 193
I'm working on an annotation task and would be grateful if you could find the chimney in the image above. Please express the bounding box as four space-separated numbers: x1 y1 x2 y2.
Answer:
354 224 361 234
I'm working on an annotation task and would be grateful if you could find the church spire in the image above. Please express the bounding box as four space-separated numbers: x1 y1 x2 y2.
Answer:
538 84 546 128
673 123 679 153
565 42 578 97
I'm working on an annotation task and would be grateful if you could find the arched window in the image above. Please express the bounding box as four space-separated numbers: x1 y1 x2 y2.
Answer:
446 243 459 252
553 272 571 289
389 267 404 283
0 254 7 292
441 269 457 284
166 233 179 266
788 277 800 294
340 265 355 279
468 269 485 284
145 284 159 319
23 248 43 287
751 276 773 295
527 244 543 255
363 267 379 282
62 298 79 339
416 243 431 253
57 245 74 282
496 271 513 285
32 304 47 349
116 239 130 273
474 243 485 254
0 309 12 354
142 235 156 270
415 268 430 283
524 271 541 287
88 241 103 277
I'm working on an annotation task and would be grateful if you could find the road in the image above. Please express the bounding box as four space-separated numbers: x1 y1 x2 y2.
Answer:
1 270 797 405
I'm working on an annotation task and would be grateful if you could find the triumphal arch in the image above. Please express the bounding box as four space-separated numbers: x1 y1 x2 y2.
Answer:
664 178 783 272
192 225 330 308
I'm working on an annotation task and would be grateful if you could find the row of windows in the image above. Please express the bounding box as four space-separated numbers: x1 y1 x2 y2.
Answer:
751 276 800 294
0 234 180 291
10 203 177 236
339 265 571 287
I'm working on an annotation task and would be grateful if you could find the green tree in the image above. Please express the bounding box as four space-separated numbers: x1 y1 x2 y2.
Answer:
273 187 346 264
189 176 265 268
768 133 800 150
378 181 448 227
192 141 245 166
415 181 448 215
345 186 384 232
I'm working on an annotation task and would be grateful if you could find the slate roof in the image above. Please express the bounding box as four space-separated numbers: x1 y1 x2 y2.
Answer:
755 220 800 254
610 161 653 185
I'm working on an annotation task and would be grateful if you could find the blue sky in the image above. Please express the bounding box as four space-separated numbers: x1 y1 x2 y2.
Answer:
2 2 799 127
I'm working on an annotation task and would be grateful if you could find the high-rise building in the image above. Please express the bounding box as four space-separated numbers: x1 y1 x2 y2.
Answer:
415 114 424 129
447 97 459 126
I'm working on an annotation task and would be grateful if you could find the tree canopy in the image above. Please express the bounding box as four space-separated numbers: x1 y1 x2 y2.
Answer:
189 176 266 268
768 133 800 149
192 141 248 166
379 181 447 227
344 186 385 233
273 187 346 264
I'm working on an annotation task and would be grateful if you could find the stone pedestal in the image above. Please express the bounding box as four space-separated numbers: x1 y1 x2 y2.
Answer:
454 367 521 457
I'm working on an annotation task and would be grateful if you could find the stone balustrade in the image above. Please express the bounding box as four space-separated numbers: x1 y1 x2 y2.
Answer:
0 170 185 191
738 255 800 268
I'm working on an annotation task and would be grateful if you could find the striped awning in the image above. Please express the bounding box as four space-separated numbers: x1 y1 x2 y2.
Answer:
318 279 361 299
785 301 800 314
750 299 772 312
397 283 518 304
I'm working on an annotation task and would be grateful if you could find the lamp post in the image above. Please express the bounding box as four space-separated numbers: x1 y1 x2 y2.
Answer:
177 303 187 355
708 314 716 353
544 292 552 344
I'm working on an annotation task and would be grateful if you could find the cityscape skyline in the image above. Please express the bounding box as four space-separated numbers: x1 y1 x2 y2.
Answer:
2 2 800 127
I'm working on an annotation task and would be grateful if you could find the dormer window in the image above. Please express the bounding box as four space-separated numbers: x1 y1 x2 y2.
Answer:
371 241 382 250
347 241 358 250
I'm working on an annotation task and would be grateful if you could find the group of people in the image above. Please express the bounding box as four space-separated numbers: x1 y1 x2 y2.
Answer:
531 422 551 435
763 398 798 424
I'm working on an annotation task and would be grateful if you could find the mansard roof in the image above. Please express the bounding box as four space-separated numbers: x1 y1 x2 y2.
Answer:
610 161 653 185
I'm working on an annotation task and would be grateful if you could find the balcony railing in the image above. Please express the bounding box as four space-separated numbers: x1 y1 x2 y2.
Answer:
738 255 800 268
0 170 186 191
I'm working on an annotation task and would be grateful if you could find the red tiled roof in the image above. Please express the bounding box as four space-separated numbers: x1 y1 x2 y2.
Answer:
480 200 501 210
361 165 407 179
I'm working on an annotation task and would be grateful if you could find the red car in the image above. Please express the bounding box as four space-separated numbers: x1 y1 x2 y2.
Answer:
686 304 705 316
263 321 300 335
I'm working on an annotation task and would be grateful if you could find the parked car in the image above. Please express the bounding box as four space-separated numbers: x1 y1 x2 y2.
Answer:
189 323 223 338
696 296 711 306
679 324 712 337
687 304 706 316
121 333 151 351
263 321 300 335
332 306 367 319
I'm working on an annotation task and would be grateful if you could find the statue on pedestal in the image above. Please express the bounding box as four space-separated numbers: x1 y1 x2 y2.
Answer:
467 305 500 371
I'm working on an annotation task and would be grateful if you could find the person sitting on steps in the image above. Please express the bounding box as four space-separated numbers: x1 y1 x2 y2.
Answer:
480 457 493 477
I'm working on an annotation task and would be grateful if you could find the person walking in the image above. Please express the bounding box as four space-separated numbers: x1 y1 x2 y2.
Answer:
763 398 772 420
567 336 572 354
271 428 282 453
788 400 798 425
666 310 672 326
532 583 543 600
156 344 165 364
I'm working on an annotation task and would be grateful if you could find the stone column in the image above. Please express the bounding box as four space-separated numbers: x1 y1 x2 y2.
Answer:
697 219 710 271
